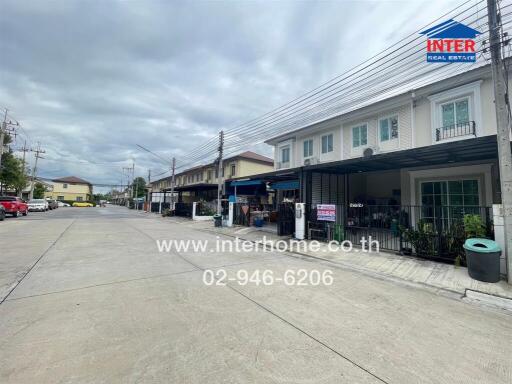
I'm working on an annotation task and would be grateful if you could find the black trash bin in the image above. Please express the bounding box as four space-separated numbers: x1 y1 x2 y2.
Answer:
213 214 222 228
463 238 501 283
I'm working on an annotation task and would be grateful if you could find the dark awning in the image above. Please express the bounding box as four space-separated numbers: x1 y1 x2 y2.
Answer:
305 135 500 174
269 180 300 190
170 183 218 192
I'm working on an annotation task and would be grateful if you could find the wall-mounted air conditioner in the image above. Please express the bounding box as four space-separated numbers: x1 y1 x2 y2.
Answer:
304 157 319 166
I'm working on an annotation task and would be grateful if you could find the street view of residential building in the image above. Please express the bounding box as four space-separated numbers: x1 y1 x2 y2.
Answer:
1 1 512 383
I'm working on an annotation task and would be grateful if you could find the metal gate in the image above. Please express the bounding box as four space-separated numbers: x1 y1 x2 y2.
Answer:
233 203 250 226
175 202 193 217
277 203 295 236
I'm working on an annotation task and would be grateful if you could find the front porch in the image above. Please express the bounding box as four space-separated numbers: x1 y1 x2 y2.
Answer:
300 135 504 272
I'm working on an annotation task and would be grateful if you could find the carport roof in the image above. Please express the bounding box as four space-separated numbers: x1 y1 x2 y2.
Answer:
226 135 500 180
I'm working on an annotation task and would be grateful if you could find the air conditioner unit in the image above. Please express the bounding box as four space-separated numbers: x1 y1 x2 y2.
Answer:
304 157 319 166
363 146 379 159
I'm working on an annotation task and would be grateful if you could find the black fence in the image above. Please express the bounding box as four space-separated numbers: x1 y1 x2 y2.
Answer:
233 203 251 226
175 202 193 217
306 204 493 265
150 202 170 213
277 203 295 236
196 202 216 216
307 204 344 242
435 121 475 141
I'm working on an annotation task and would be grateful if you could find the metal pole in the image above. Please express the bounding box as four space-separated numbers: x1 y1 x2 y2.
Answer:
0 110 7 190
217 131 224 214
146 169 151 212
29 143 45 200
487 0 512 283
170 157 176 211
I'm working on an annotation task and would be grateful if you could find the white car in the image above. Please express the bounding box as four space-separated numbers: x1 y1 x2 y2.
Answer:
28 199 49 212
57 201 70 207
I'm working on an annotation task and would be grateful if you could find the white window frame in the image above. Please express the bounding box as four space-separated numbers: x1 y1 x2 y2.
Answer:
351 123 368 149
321 133 334 154
428 80 482 144
230 163 236 177
378 115 399 143
303 139 314 158
281 146 290 163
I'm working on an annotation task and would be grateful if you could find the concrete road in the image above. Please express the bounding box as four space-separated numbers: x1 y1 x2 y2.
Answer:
0 206 511 383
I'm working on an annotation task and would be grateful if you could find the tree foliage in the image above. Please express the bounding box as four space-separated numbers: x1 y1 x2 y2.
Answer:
131 177 146 198
33 182 47 199
0 149 29 194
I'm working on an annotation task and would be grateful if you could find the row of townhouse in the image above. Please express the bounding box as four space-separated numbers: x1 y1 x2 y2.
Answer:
149 151 273 203
223 62 511 274
266 64 501 210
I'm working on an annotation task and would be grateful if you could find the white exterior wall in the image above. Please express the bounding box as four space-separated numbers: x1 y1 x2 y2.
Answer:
295 124 342 167
269 67 503 169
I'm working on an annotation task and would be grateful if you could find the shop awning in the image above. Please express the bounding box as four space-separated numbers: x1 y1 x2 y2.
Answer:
270 180 300 190
230 179 263 187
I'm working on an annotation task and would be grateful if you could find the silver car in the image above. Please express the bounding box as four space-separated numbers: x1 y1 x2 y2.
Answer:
28 199 49 212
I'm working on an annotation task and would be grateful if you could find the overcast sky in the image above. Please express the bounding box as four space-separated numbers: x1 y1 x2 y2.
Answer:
0 0 462 192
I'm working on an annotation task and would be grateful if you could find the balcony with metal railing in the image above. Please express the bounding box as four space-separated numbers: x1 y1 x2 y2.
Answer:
435 121 476 142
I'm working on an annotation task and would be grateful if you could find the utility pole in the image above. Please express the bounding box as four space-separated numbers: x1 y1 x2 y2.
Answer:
170 157 176 210
133 164 139 210
29 143 45 200
132 162 136 209
146 169 151 212
216 131 224 214
18 140 29 197
487 0 512 283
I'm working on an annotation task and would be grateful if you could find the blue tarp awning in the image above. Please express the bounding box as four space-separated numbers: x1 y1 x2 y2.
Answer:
230 179 263 187
269 180 299 190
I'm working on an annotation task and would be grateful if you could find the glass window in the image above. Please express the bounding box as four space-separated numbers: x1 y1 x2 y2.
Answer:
456 100 469 123
379 116 398 142
230 164 236 177
441 98 469 128
420 179 480 227
352 125 367 148
63 183 68 189
380 119 389 141
281 147 290 163
321 134 333 153
303 139 313 158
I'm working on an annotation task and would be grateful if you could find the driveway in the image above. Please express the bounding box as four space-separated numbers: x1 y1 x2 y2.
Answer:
0 206 511 383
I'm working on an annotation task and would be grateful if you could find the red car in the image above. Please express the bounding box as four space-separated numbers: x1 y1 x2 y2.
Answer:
0 196 29 217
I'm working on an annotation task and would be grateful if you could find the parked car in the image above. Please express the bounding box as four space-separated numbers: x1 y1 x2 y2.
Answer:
0 196 29 217
28 199 49 212
57 201 70 207
0 205 5 221
46 199 59 210
72 202 94 207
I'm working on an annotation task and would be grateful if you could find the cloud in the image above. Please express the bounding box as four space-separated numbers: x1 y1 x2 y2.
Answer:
0 0 461 191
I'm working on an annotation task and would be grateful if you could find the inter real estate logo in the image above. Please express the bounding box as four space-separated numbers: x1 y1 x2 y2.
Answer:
420 19 481 63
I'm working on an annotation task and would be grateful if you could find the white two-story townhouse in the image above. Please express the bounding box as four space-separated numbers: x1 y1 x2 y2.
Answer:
264 63 509 271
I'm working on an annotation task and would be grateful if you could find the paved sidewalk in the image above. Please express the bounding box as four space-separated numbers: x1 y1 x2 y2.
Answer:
185 219 512 304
